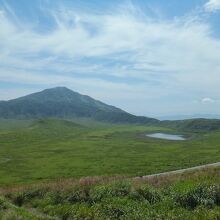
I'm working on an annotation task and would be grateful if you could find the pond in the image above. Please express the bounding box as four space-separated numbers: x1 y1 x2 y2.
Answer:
146 133 186 141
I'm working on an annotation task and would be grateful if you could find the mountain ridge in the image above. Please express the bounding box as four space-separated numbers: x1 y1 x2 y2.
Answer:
0 87 159 124
1 87 220 130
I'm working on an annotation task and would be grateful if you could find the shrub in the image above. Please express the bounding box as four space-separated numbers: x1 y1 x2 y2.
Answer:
46 191 66 205
47 204 71 220
42 203 95 220
96 198 128 219
0 199 7 210
129 185 162 204
0 210 24 220
10 192 25 207
69 204 96 220
67 186 91 204
6 188 47 207
90 181 131 202
175 184 220 209
95 197 151 220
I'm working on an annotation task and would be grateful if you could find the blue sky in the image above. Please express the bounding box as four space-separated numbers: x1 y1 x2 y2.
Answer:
0 0 220 117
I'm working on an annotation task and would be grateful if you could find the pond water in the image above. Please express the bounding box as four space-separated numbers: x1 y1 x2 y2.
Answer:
146 133 186 141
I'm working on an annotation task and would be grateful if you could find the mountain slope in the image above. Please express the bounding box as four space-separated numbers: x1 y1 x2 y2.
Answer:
0 87 158 124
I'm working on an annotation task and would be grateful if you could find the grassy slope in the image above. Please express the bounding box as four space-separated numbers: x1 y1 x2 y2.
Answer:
0 167 219 220
0 119 33 131
0 119 220 186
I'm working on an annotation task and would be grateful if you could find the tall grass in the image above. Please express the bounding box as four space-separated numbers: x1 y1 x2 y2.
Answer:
1 167 219 220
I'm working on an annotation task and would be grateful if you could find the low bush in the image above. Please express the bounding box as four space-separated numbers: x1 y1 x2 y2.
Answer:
1 170 219 220
66 186 91 204
174 184 220 209
90 181 131 202
129 185 162 204
6 188 46 207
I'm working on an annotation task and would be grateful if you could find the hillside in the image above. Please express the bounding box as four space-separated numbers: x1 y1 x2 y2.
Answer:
163 118 220 132
0 87 158 124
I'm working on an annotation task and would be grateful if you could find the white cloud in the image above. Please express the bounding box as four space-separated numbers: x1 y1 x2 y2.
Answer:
0 3 220 115
201 97 215 104
201 97 220 104
204 0 220 12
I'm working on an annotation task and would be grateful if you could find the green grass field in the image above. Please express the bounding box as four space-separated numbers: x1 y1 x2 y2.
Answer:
0 119 220 186
0 167 219 219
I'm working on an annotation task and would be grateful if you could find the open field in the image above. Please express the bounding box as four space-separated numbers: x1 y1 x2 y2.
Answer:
0 166 219 219
0 119 220 186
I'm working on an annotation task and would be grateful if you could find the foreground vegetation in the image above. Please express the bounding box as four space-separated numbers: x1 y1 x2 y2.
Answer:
0 119 219 219
0 118 220 186
0 167 219 219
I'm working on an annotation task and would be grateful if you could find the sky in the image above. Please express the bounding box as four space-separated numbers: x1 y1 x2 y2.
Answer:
0 0 220 118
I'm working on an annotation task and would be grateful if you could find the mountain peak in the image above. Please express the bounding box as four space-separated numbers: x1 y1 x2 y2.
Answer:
41 86 76 95
46 86 72 92
17 86 80 102
0 87 158 124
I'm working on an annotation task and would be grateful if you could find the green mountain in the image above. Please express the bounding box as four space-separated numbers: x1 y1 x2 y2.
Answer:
0 87 158 124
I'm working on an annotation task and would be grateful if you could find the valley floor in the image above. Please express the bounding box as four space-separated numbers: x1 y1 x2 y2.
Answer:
0 119 220 186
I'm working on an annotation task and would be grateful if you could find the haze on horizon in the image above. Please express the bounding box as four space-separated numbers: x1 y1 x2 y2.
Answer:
0 0 220 118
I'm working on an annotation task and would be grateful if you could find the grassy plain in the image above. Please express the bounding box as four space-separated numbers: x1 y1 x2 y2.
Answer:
0 119 220 186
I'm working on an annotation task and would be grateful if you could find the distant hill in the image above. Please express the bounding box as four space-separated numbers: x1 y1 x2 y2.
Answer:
0 87 158 124
158 114 220 120
162 118 220 132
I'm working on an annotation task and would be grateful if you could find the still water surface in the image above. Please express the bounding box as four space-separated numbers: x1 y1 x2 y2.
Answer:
146 133 186 141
